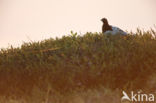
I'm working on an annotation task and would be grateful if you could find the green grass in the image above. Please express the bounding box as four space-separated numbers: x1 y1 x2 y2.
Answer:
0 29 156 102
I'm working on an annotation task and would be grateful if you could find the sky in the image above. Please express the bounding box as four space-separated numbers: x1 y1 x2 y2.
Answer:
0 0 156 48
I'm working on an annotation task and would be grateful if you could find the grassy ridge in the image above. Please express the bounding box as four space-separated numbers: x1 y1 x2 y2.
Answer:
0 30 156 102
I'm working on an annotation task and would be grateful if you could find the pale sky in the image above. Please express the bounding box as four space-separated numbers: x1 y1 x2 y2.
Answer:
0 0 156 48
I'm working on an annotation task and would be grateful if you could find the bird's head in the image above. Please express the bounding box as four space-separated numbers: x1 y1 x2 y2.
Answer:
101 18 108 25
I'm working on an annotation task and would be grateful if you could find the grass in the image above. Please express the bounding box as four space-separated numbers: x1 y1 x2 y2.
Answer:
0 29 156 103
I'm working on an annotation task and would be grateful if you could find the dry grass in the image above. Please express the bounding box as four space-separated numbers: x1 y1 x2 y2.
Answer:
0 29 156 103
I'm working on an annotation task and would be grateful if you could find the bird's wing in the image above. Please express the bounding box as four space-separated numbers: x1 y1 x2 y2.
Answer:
112 26 127 35
104 26 127 35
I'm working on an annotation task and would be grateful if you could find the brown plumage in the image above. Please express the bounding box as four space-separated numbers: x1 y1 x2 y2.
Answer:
101 18 112 33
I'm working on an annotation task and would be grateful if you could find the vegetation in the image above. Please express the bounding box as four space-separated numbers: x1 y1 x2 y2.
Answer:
0 29 156 103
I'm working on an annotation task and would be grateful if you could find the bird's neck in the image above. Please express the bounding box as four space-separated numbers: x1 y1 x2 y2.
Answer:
104 22 109 26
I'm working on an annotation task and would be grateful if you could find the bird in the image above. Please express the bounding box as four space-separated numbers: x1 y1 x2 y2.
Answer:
101 18 127 35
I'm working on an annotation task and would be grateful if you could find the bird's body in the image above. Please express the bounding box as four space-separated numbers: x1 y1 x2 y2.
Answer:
104 25 127 35
101 18 127 35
